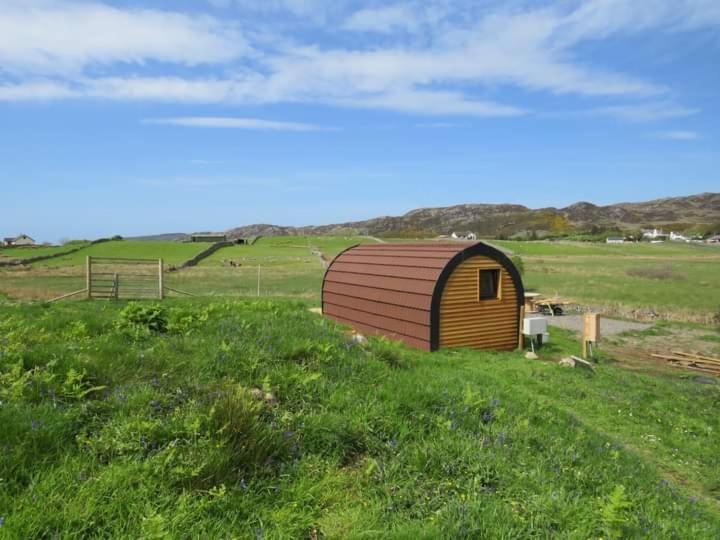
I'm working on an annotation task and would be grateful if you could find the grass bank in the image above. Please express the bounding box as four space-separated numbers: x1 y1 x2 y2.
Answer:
1 299 718 537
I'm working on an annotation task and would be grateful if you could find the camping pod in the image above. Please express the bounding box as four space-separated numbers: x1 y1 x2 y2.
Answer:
322 242 525 351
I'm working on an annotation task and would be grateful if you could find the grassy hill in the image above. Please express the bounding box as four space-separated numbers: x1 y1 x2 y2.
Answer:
37 240 214 267
1 299 718 537
0 244 89 262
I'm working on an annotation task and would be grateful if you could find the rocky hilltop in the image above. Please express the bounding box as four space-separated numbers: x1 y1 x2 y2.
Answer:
225 192 720 239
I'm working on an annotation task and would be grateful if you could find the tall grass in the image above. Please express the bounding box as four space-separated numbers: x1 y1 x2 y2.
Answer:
1 299 718 537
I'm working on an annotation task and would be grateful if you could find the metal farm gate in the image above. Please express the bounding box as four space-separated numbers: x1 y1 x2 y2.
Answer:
86 256 164 300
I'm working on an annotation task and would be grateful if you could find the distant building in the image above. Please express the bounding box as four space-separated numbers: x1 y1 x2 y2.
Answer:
189 233 227 243
450 231 477 241
669 231 689 242
642 228 667 240
707 235 720 244
606 236 625 244
3 234 35 247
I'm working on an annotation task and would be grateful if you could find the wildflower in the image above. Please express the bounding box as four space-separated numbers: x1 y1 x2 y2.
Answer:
490 399 501 408
31 419 41 431
240 478 248 491
0 516 4 528
481 410 495 424
388 438 398 450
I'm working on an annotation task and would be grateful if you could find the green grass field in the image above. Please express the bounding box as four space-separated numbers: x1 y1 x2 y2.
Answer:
493 240 717 257
1 237 719 320
38 240 215 267
490 241 720 322
1 299 719 537
0 243 89 262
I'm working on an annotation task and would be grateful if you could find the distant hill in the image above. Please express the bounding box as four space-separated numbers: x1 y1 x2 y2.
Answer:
127 233 189 242
225 192 720 239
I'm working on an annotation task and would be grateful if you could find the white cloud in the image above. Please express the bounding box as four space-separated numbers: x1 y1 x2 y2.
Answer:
144 116 333 131
1 0 717 121
0 1 249 76
0 80 77 100
654 130 700 140
588 102 699 122
343 5 421 33
336 90 525 117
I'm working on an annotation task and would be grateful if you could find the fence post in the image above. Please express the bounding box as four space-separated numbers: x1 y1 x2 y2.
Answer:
257 265 260 297
86 256 92 298
158 258 164 299
113 273 119 300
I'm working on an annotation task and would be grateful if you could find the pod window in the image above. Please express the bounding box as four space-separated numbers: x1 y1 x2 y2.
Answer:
479 269 501 301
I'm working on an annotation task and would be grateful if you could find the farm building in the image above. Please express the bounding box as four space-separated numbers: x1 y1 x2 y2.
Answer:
189 233 227 243
322 242 524 352
3 234 35 247
606 236 625 244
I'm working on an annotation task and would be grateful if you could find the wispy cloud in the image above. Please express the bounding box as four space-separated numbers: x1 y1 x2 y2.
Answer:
144 116 334 131
587 102 699 122
654 130 700 140
0 0 717 120
342 5 421 33
0 1 249 76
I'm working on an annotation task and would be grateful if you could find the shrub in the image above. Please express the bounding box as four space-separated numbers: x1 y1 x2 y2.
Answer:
116 302 168 333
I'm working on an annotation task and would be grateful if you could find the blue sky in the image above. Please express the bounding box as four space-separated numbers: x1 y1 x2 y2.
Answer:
1 0 718 242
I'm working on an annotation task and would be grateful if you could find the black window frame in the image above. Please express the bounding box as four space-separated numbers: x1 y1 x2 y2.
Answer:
478 268 501 301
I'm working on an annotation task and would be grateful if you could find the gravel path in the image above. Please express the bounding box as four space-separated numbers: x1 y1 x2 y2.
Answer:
543 315 652 336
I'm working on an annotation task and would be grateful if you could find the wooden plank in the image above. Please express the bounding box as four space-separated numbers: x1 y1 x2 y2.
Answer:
670 351 720 365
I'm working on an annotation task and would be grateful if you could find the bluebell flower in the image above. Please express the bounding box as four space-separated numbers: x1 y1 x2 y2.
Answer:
481 410 495 424
0 516 4 528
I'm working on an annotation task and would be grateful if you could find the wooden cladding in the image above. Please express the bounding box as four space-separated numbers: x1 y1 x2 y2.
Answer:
439 256 518 351
322 242 524 352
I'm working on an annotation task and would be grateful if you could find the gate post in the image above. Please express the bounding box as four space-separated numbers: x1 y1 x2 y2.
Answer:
158 258 164 299
86 256 92 298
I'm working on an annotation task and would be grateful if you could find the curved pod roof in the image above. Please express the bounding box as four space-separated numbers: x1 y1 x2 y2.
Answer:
322 242 524 351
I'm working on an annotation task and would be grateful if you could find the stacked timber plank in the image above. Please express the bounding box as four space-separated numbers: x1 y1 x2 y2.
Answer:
650 350 720 376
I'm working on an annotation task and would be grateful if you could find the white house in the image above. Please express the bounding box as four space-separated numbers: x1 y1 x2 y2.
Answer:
669 231 689 242
450 231 477 241
642 228 667 240
3 234 35 247
606 236 625 244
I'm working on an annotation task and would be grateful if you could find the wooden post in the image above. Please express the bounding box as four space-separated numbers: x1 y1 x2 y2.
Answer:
517 305 525 350
257 265 261 297
158 258 164 299
86 256 92 298
582 313 600 359
113 273 119 301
